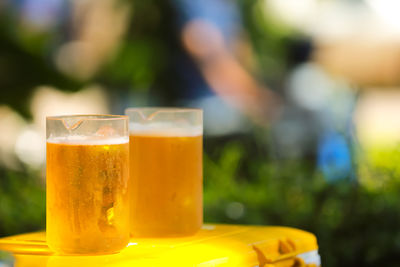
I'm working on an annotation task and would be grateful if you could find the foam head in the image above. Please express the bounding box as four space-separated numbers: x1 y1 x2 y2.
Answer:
47 135 129 145
129 122 203 137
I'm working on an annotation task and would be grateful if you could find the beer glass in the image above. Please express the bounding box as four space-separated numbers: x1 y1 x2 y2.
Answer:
126 108 203 237
46 115 130 254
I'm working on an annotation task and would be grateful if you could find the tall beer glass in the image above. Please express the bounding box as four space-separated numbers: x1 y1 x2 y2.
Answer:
46 115 130 254
126 108 203 237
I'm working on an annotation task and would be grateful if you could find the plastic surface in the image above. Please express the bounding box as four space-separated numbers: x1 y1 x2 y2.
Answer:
0 224 320 267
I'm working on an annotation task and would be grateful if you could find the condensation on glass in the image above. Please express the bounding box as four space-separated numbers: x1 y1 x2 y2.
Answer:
126 108 203 237
46 115 130 254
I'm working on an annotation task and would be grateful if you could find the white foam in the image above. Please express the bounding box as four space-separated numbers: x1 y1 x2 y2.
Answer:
47 135 129 145
129 122 202 137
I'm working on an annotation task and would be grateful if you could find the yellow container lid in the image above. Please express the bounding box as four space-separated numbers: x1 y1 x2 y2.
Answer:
0 224 319 266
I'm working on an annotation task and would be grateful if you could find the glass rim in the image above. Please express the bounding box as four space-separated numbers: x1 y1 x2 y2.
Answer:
125 107 202 113
46 114 128 121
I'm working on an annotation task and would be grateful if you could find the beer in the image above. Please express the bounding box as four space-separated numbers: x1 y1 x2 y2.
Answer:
129 130 202 237
46 137 129 254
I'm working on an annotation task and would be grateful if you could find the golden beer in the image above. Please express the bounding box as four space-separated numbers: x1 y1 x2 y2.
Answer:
129 133 203 237
46 139 129 254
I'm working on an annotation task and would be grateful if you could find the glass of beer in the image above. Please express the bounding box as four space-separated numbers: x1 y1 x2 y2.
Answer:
126 108 203 237
46 115 130 254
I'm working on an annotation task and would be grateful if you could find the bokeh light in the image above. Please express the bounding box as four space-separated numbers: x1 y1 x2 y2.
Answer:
1 0 400 266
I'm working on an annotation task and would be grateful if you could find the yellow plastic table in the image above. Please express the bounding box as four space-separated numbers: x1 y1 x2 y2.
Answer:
0 224 320 267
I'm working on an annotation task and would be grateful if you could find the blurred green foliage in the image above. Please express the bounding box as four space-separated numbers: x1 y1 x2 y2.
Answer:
204 136 400 267
0 169 45 235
